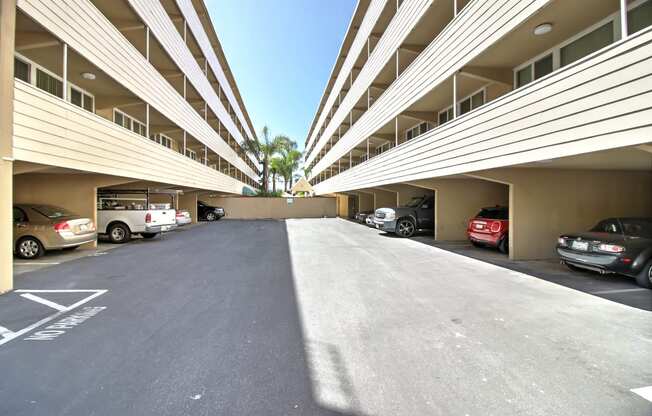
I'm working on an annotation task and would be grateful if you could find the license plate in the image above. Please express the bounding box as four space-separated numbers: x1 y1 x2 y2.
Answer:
474 223 483 229
376 224 380 229
79 224 88 231
572 241 589 251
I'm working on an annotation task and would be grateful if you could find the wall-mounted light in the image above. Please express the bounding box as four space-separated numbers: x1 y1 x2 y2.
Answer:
81 72 96 80
533 23 553 36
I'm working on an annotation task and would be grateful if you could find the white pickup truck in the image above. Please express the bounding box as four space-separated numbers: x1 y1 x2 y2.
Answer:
97 190 177 243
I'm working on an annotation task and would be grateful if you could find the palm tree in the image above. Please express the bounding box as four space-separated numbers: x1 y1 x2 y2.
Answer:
269 157 282 193
278 148 302 192
241 126 290 191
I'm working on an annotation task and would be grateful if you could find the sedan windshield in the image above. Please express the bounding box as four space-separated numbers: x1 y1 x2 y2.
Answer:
32 205 74 219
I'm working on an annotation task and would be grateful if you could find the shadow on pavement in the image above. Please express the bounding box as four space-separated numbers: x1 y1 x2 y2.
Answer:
0 220 365 416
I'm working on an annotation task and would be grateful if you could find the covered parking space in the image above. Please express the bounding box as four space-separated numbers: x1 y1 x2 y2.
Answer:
466 146 652 261
404 177 508 241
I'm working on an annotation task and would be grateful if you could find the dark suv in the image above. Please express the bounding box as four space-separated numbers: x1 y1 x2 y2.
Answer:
373 196 434 238
197 201 225 221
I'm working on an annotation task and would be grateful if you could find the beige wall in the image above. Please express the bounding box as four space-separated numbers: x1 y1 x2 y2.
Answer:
200 196 336 219
0 0 15 293
180 191 199 223
471 168 652 260
336 194 350 218
409 178 509 241
379 184 430 206
368 188 396 209
356 192 373 212
13 173 135 248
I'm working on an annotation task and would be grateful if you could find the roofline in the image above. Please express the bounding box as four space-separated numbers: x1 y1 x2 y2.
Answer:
304 0 371 148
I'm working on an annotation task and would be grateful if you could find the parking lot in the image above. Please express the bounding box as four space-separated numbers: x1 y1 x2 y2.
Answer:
1 218 650 415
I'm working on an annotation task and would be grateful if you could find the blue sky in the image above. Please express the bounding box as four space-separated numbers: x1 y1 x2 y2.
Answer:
205 0 357 153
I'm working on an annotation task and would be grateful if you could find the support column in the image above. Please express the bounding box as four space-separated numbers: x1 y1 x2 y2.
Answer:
452 72 458 119
183 131 187 155
395 117 399 147
395 49 399 79
62 44 68 101
620 0 628 39
178 191 199 224
366 138 370 160
349 152 352 168
146 26 150 61
0 0 16 293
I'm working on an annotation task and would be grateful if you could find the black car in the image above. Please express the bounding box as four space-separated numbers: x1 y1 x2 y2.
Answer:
354 210 373 223
197 201 225 221
373 196 434 238
557 217 652 288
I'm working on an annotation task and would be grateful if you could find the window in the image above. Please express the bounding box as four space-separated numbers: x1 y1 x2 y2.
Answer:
14 58 30 83
628 1 652 34
36 68 63 98
591 219 621 234
113 109 146 137
185 148 197 161
151 133 174 149
561 22 614 67
13 207 27 223
375 141 391 155
516 54 552 88
405 122 434 142
438 107 453 125
70 87 94 112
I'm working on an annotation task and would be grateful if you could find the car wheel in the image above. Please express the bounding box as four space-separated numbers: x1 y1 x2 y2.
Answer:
206 212 217 221
498 237 509 254
141 233 158 239
16 237 44 259
396 218 416 238
635 261 652 289
108 223 131 244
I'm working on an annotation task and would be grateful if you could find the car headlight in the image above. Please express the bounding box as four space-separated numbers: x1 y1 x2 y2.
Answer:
558 237 567 246
385 211 396 221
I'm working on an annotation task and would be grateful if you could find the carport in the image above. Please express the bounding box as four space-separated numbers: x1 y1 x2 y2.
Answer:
466 146 652 260
405 177 508 241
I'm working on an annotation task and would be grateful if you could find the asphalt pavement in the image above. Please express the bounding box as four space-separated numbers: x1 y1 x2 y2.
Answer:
0 218 650 416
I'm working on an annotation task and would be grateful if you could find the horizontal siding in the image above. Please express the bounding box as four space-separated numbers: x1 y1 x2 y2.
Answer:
308 0 550 173
304 0 386 153
313 29 652 194
129 0 257 168
306 0 433 166
17 0 257 180
13 81 248 194
175 0 254 143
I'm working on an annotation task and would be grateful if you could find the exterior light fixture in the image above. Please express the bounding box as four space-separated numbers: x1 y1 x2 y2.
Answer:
81 72 96 80
533 23 553 36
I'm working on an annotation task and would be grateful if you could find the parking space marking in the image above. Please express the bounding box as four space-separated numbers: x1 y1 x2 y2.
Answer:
0 289 107 347
0 325 14 339
631 386 652 402
19 293 67 311
591 288 649 295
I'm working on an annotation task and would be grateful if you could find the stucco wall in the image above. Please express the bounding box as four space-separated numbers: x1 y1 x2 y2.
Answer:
200 196 336 219
471 168 652 260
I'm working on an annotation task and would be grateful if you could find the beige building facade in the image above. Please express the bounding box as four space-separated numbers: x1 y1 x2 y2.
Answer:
305 0 652 260
0 0 262 292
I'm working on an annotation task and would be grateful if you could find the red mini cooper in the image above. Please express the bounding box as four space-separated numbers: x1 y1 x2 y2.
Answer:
467 206 509 253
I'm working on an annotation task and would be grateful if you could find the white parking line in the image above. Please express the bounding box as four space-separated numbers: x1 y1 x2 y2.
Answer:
14 262 61 266
0 290 107 347
0 325 14 338
591 288 649 295
631 386 652 402
19 293 67 311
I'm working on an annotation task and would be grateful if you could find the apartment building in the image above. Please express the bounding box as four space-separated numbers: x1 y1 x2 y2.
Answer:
305 0 652 260
0 0 261 292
